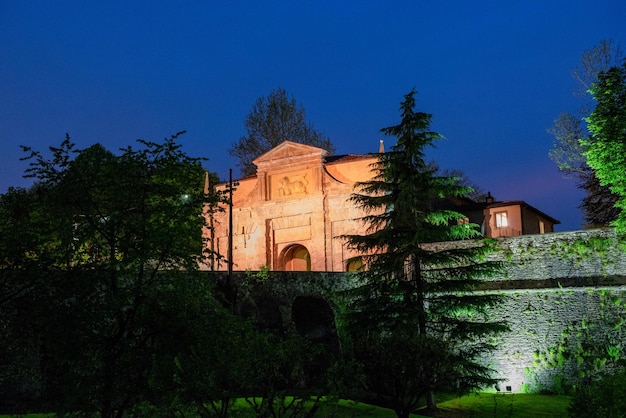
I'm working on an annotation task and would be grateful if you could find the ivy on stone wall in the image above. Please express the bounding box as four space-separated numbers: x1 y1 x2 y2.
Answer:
548 236 616 276
523 289 626 394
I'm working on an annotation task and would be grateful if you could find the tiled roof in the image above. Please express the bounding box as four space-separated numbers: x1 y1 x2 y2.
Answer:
325 154 377 164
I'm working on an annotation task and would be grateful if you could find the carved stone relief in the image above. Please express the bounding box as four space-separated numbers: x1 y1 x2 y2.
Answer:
269 170 311 200
279 174 307 196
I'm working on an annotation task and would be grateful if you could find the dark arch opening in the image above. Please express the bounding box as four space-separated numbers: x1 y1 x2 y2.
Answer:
291 296 339 349
240 296 284 334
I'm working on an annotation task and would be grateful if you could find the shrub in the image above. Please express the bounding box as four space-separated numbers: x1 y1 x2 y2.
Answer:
569 369 626 417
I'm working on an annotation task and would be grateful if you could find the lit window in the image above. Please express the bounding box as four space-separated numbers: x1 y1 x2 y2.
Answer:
495 211 508 228
539 220 545 234
458 217 469 225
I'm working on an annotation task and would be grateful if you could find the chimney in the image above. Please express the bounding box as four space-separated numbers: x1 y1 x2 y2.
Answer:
485 192 495 204
379 139 384 153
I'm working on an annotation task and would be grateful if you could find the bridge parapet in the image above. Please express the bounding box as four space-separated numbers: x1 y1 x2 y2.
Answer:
425 227 626 288
204 228 626 394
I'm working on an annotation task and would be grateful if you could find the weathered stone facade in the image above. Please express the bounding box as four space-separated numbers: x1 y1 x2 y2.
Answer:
206 141 379 272
205 141 561 273
473 228 626 392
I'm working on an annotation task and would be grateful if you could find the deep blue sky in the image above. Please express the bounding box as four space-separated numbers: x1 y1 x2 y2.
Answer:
2 1 625 231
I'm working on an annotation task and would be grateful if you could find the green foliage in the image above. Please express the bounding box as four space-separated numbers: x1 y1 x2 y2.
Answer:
548 112 618 228
166 296 268 417
584 60 626 232
569 368 626 418
0 187 52 400
241 332 343 418
0 133 225 417
526 290 626 395
354 332 457 418
549 112 589 173
342 89 508 416
548 235 614 270
244 264 271 282
549 40 623 227
228 87 335 176
0 394 573 418
566 236 611 262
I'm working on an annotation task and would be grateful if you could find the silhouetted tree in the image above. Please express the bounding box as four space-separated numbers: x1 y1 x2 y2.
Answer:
0 187 49 407
3 133 219 417
229 87 335 176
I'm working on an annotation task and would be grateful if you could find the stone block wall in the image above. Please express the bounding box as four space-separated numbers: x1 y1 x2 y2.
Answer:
486 287 626 393
222 227 626 393
477 228 626 392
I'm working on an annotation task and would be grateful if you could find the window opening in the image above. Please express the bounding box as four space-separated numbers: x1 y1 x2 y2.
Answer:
495 211 508 228
346 257 364 272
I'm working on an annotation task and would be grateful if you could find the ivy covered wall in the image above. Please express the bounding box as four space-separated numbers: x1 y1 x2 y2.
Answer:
212 227 626 394
488 287 626 393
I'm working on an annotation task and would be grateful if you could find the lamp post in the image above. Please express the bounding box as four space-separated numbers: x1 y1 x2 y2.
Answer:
228 168 234 282
226 168 239 307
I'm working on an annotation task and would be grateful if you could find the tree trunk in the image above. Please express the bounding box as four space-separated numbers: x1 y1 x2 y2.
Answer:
426 390 437 412
101 355 114 418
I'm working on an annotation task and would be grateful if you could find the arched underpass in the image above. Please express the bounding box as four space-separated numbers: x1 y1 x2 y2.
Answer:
209 228 626 393
291 296 339 350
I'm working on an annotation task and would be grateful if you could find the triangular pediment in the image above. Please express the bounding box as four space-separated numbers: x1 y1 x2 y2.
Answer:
253 141 328 165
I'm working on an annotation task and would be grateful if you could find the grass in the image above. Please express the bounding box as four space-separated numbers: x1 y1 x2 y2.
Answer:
293 393 571 417
415 392 571 418
226 398 418 417
0 394 571 417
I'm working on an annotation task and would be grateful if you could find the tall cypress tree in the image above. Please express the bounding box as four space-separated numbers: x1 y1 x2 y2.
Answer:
343 89 507 417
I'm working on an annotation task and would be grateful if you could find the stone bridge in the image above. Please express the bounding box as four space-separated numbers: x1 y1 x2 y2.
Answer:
205 228 626 393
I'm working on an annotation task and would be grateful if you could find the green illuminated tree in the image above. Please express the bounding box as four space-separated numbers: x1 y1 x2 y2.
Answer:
229 87 335 175
549 113 619 227
549 40 622 227
343 90 507 417
584 60 626 232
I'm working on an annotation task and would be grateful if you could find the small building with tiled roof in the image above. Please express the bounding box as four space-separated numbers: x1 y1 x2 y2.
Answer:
447 193 560 238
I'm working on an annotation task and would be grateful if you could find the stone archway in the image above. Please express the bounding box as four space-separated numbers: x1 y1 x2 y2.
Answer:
254 297 284 334
238 296 284 334
291 296 339 349
282 244 311 271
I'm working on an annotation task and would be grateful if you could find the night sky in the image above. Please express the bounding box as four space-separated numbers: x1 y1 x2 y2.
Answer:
2 1 625 231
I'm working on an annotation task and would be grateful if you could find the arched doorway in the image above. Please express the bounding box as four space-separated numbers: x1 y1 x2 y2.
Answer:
282 244 311 271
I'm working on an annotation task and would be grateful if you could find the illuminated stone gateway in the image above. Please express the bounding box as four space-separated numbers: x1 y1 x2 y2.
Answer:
206 227 626 394
204 141 559 273
203 141 620 393
205 140 380 272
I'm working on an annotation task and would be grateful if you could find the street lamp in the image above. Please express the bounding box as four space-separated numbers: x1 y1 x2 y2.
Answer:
226 168 239 306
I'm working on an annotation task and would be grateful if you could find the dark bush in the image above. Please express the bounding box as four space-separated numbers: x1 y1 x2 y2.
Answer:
569 369 626 417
